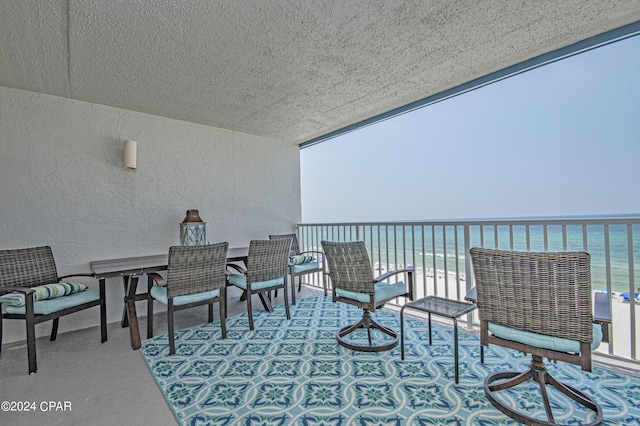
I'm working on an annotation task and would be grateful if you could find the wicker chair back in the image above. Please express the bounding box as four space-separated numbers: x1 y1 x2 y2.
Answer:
268 233 299 256
166 242 229 298
470 247 593 344
0 246 59 288
322 240 375 295
246 239 291 284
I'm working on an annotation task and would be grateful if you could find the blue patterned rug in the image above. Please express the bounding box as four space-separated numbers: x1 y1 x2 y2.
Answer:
141 295 640 425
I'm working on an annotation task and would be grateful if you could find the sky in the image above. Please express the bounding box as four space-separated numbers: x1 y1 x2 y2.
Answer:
300 35 640 223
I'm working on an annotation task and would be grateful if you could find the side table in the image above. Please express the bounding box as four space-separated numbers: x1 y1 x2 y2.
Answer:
400 295 477 384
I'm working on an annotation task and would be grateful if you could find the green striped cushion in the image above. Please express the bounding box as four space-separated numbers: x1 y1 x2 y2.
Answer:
290 255 315 265
0 282 88 307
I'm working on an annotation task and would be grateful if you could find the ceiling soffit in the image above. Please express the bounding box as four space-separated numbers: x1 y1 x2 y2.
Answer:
1 1 639 144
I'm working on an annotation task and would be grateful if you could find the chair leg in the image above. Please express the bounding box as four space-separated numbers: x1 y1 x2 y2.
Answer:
538 372 555 423
50 318 59 341
484 355 603 426
0 315 3 358
487 369 532 392
147 277 154 339
545 371 602 414
283 282 291 320
246 288 254 331
168 300 176 355
368 317 397 338
224 283 230 319
25 297 37 374
336 309 399 353
219 288 227 339
208 303 214 323
291 273 297 305
322 271 328 296
339 317 367 337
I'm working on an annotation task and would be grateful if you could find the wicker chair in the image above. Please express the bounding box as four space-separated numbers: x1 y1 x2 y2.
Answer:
147 243 229 355
321 240 413 352
469 247 603 426
269 233 325 305
227 239 291 330
0 246 107 374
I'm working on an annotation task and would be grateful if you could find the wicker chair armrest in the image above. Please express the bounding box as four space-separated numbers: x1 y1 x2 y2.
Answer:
374 267 412 283
593 293 612 343
299 250 323 257
375 267 414 300
464 286 478 303
59 273 95 280
0 286 35 295
226 263 247 274
593 316 611 324
148 272 167 287
593 299 612 324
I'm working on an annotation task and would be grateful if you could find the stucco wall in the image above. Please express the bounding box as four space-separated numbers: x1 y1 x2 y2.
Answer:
0 87 301 343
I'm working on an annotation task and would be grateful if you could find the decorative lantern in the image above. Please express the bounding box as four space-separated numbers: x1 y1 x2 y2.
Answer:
180 209 206 246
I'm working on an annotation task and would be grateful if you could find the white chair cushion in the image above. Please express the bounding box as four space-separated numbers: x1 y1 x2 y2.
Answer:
488 322 602 353
150 285 220 306
227 274 284 291
336 282 407 304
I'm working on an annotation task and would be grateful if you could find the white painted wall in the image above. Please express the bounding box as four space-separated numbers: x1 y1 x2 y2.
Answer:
0 87 301 343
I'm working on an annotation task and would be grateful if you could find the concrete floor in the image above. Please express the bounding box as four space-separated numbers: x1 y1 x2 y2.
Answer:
0 285 322 426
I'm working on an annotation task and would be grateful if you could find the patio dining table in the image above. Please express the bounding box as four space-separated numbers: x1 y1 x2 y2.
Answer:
90 247 248 350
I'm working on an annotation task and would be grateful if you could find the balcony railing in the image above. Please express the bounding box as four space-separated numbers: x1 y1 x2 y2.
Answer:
297 217 640 364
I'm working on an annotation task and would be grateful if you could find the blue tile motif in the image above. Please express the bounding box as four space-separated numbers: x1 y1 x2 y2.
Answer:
141 295 640 425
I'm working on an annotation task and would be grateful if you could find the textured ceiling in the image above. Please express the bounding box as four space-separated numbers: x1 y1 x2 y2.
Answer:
1 0 640 144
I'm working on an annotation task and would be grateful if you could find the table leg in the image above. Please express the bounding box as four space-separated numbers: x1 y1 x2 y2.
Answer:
453 317 459 384
99 279 107 343
400 306 406 360
121 275 130 328
125 276 142 350
428 313 432 346
258 292 274 312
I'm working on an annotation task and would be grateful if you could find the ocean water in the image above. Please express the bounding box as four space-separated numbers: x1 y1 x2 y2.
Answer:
307 218 640 294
